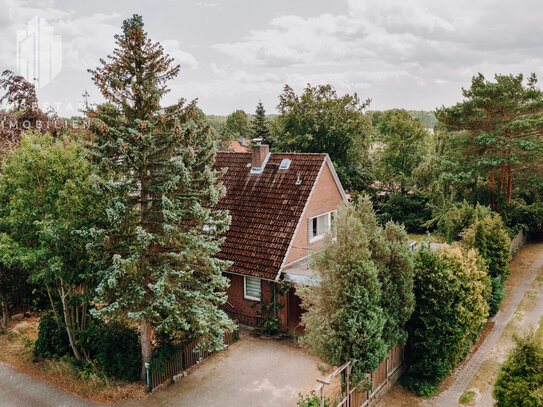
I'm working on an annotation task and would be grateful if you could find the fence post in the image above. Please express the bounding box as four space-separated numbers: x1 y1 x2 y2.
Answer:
320 385 325 407
145 362 151 392
346 363 350 407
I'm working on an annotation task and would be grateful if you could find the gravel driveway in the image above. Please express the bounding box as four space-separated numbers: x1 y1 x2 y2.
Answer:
1 334 324 407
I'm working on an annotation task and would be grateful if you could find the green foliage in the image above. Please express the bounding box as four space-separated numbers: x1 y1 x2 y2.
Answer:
493 333 543 407
298 198 414 383
297 391 330 407
251 101 270 140
405 243 490 395
35 312 141 381
429 201 492 242
489 276 505 316
86 320 141 382
406 110 437 129
271 84 373 192
374 109 429 191
462 214 511 280
462 214 511 316
500 201 543 238
0 131 102 360
255 282 289 335
34 312 71 359
87 15 235 378
436 73 543 209
401 376 439 397
377 191 433 233
226 109 252 139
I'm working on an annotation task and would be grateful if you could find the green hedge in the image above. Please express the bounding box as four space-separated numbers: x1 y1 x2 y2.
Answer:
493 333 543 406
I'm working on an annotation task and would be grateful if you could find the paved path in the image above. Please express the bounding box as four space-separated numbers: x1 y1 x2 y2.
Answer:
0 362 97 407
1 335 322 407
427 246 543 407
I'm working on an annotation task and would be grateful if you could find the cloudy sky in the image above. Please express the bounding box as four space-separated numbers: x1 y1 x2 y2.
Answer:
1 0 542 116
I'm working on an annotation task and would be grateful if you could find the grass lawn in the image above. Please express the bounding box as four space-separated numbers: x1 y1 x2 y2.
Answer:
0 315 147 403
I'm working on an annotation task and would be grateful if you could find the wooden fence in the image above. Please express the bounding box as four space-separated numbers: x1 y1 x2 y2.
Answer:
315 344 404 407
511 229 526 254
148 329 238 391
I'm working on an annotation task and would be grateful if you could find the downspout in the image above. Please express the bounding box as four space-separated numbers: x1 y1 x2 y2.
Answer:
273 283 277 317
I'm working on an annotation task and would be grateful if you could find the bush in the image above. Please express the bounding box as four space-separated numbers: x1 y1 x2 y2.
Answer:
405 243 490 395
34 312 71 359
500 201 543 239
493 333 543 407
297 391 330 407
463 214 511 280
86 320 141 382
462 214 511 316
489 276 505 316
377 191 433 233
401 376 439 397
430 201 492 242
35 313 141 382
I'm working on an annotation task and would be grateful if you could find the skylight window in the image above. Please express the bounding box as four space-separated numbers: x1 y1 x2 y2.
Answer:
279 158 291 170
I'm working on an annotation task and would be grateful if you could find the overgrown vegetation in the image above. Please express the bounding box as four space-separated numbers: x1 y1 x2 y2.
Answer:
493 332 543 406
298 198 414 383
403 243 490 396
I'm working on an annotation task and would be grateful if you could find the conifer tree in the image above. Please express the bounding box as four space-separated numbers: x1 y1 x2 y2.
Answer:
251 101 270 140
298 198 414 383
87 15 234 380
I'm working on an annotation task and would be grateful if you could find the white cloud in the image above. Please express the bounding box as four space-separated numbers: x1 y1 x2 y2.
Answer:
161 40 199 70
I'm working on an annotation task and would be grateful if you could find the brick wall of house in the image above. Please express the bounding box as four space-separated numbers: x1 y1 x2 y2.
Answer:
284 162 344 265
224 273 288 330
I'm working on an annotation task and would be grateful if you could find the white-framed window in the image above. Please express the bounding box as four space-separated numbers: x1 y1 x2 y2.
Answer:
244 276 261 301
309 211 337 243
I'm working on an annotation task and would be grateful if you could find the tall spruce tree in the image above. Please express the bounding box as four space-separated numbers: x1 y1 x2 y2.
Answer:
87 15 234 380
251 101 270 140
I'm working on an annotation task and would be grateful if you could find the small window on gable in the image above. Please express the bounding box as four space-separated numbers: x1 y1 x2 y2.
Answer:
309 211 337 242
244 276 261 301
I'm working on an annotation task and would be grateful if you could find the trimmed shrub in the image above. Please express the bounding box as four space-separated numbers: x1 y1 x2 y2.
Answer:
493 333 543 407
404 243 490 395
34 312 71 359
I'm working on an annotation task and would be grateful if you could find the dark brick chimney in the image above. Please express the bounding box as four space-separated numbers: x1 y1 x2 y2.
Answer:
251 139 269 169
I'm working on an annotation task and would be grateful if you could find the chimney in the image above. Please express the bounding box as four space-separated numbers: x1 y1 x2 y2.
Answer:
251 138 269 170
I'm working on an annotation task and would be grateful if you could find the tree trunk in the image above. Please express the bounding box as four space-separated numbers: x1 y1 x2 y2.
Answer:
1 294 8 330
507 166 513 206
59 283 84 361
140 319 153 382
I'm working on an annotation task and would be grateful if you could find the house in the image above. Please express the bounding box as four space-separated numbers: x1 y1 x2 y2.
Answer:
213 141 347 333
226 138 249 152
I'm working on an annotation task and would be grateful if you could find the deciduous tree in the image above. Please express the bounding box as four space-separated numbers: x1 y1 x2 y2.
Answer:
0 132 100 360
272 84 373 192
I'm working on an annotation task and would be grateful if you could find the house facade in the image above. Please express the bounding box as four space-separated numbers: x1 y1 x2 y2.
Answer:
213 142 347 333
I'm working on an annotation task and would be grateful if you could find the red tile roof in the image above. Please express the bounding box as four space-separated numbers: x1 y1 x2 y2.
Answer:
226 140 248 153
213 152 327 280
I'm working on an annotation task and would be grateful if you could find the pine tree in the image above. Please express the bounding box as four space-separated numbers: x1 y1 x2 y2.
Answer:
251 101 270 140
87 15 234 380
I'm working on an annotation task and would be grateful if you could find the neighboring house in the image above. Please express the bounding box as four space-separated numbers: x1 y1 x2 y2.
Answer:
213 141 347 333
226 138 249 152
